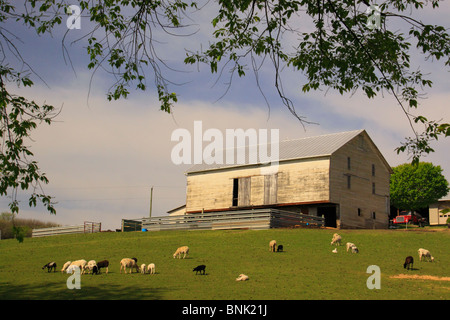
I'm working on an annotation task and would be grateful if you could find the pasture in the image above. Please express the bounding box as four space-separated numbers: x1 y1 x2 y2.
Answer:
0 228 449 300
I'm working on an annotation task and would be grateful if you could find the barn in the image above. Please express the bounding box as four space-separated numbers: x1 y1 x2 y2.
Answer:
183 129 392 229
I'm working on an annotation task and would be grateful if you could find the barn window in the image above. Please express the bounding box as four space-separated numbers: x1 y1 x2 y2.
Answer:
372 182 376 194
347 175 351 189
372 164 376 176
358 208 362 217
232 179 239 206
347 157 351 170
372 212 376 219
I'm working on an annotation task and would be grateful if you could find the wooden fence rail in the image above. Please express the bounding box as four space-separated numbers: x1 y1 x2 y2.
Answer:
123 209 324 232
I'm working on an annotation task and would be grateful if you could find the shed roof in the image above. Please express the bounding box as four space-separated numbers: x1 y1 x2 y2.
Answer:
186 129 374 174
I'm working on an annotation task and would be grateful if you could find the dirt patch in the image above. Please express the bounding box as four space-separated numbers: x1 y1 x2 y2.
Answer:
390 274 450 281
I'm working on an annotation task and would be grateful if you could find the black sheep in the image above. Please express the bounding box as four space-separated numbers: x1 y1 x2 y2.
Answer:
403 256 414 270
277 245 283 252
193 265 206 275
96 260 109 274
42 262 57 272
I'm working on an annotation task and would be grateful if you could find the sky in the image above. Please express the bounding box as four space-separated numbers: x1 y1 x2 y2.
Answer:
1 1 449 230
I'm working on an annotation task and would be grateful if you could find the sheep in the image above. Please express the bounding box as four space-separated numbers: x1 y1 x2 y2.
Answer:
147 263 156 274
61 261 72 273
330 233 342 246
42 261 57 272
95 260 109 274
269 240 277 252
332 248 337 253
403 256 414 270
69 260 87 274
351 245 359 253
193 265 206 275
173 246 189 259
346 242 356 252
84 260 97 274
120 257 139 273
277 245 283 252
418 248 434 262
236 274 249 281
66 265 79 274
140 264 146 274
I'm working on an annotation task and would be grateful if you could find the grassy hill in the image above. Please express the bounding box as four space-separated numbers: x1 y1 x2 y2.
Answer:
0 227 449 300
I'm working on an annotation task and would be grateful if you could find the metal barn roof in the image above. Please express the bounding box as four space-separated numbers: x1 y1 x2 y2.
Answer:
186 129 367 174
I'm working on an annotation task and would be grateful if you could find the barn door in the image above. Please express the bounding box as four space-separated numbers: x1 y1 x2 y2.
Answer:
238 177 251 206
264 174 278 204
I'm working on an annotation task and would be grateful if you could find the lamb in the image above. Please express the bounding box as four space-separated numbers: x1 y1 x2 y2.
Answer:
346 242 356 252
418 248 434 262
269 240 277 252
277 245 283 252
173 246 189 259
331 233 342 246
42 261 57 272
403 256 414 270
140 264 146 274
84 260 97 274
236 274 249 281
351 245 359 253
193 265 206 275
147 263 156 274
69 260 87 274
61 261 72 273
120 257 139 273
96 260 109 274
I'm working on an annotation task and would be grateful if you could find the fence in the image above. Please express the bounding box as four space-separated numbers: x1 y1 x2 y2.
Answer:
124 209 324 232
32 221 102 238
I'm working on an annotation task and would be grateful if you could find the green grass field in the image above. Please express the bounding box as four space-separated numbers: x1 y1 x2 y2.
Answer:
0 228 449 300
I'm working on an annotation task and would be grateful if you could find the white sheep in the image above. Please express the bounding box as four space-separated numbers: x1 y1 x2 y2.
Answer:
332 248 337 253
173 246 189 259
147 263 155 274
269 240 277 252
69 260 87 274
66 265 79 274
236 274 249 281
346 242 355 252
418 248 434 262
140 264 146 274
61 261 72 273
331 233 342 246
351 245 359 253
84 260 97 274
120 258 139 273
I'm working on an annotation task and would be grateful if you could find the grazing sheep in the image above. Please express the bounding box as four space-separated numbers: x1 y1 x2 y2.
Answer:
332 248 337 253
84 260 97 274
42 261 57 272
147 263 156 274
193 265 206 275
351 245 359 253
269 240 277 252
346 242 356 252
331 233 342 246
61 261 72 273
418 248 434 262
120 258 139 273
140 264 146 274
277 245 283 252
403 256 414 270
236 274 249 281
96 260 109 274
70 260 87 274
66 265 79 274
173 246 189 259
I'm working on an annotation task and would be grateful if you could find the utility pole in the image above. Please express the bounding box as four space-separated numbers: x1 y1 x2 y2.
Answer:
149 186 153 218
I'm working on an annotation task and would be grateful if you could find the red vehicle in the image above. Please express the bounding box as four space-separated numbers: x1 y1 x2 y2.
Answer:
393 211 427 226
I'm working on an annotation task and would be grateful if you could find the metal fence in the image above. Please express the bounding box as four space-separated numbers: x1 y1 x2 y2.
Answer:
32 221 101 238
126 209 324 232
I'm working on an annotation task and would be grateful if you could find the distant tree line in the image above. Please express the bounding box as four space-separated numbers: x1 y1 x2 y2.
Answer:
0 212 60 240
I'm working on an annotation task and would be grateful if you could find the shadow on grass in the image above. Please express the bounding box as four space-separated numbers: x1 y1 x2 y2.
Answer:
0 279 174 300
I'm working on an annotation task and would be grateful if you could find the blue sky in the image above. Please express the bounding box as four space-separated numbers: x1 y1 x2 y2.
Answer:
1 2 449 230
